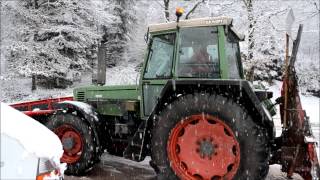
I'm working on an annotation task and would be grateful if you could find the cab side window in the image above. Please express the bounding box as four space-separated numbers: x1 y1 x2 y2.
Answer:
143 33 175 79
225 31 241 79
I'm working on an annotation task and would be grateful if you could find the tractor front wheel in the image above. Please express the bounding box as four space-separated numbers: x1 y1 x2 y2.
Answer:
151 93 270 180
46 111 96 175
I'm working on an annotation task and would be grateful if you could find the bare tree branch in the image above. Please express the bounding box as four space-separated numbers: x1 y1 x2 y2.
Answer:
295 1 319 23
34 0 39 8
242 0 255 60
312 1 319 11
208 2 234 7
154 0 165 9
163 0 170 22
207 2 235 16
297 12 319 23
268 8 289 18
185 0 205 19
153 0 167 21
242 0 249 8
267 8 289 32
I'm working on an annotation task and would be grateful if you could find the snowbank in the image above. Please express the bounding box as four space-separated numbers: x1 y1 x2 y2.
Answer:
0 102 63 166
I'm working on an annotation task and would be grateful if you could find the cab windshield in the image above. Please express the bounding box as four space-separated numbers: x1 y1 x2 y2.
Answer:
177 27 220 78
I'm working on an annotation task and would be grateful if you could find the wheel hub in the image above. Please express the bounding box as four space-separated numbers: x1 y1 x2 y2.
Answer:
167 114 240 180
198 139 214 158
54 125 83 163
62 137 75 150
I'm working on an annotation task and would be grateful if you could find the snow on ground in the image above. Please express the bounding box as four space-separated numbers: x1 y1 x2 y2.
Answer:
0 72 93 104
104 155 305 179
102 155 152 170
0 102 64 167
266 165 303 180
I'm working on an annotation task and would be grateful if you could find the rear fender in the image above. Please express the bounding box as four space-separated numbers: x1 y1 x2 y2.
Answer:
59 101 102 155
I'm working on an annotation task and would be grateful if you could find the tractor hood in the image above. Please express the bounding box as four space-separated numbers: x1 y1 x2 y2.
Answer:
73 85 139 102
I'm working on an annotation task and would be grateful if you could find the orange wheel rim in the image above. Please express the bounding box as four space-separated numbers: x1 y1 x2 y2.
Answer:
54 125 83 163
167 114 240 180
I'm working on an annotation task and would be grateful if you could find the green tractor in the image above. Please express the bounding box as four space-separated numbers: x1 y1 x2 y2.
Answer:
13 14 319 179
46 16 276 179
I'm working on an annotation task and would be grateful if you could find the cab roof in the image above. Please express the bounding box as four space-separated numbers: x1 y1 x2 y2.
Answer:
148 16 244 40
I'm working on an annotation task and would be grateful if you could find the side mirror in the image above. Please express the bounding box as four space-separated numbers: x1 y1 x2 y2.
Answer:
144 28 150 43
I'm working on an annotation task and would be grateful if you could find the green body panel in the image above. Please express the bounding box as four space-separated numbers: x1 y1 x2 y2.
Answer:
74 85 140 116
74 85 139 100
218 26 228 79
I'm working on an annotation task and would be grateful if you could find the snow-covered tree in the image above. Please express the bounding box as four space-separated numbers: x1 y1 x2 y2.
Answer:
0 0 318 97
1 0 114 88
101 0 137 67
242 0 255 61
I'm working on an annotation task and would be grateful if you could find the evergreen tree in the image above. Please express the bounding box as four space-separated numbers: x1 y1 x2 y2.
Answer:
102 0 137 67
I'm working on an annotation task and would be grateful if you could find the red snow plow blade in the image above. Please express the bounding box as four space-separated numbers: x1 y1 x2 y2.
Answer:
279 24 320 179
10 96 73 117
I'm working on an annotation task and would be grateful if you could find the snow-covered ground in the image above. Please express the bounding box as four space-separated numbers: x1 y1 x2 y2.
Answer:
0 72 92 103
65 155 304 180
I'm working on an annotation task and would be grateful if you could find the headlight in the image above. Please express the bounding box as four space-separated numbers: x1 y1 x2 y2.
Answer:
36 158 62 180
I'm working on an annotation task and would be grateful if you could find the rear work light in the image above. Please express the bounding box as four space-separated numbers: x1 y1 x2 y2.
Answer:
36 158 62 180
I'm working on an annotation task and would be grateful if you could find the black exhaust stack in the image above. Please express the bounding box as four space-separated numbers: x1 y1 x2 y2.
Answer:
96 43 106 86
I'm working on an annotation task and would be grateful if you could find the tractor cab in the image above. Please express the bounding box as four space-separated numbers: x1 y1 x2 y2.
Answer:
143 17 245 81
141 17 246 116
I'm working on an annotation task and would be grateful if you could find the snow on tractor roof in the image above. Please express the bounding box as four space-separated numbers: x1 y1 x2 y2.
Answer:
148 16 244 40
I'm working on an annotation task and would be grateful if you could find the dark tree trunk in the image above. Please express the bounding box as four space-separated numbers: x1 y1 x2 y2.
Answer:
163 0 170 21
243 0 255 60
34 0 39 9
247 2 255 60
185 0 205 19
32 74 36 91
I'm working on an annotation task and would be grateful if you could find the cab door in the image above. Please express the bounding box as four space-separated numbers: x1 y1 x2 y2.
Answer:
141 32 176 117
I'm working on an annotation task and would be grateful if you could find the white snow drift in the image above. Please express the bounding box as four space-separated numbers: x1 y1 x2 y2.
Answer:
0 102 64 166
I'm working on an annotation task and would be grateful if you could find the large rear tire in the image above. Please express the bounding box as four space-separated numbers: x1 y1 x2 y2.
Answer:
151 93 270 180
46 111 96 175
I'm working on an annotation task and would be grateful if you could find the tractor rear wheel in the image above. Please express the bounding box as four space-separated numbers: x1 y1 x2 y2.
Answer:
46 111 96 175
151 93 269 180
